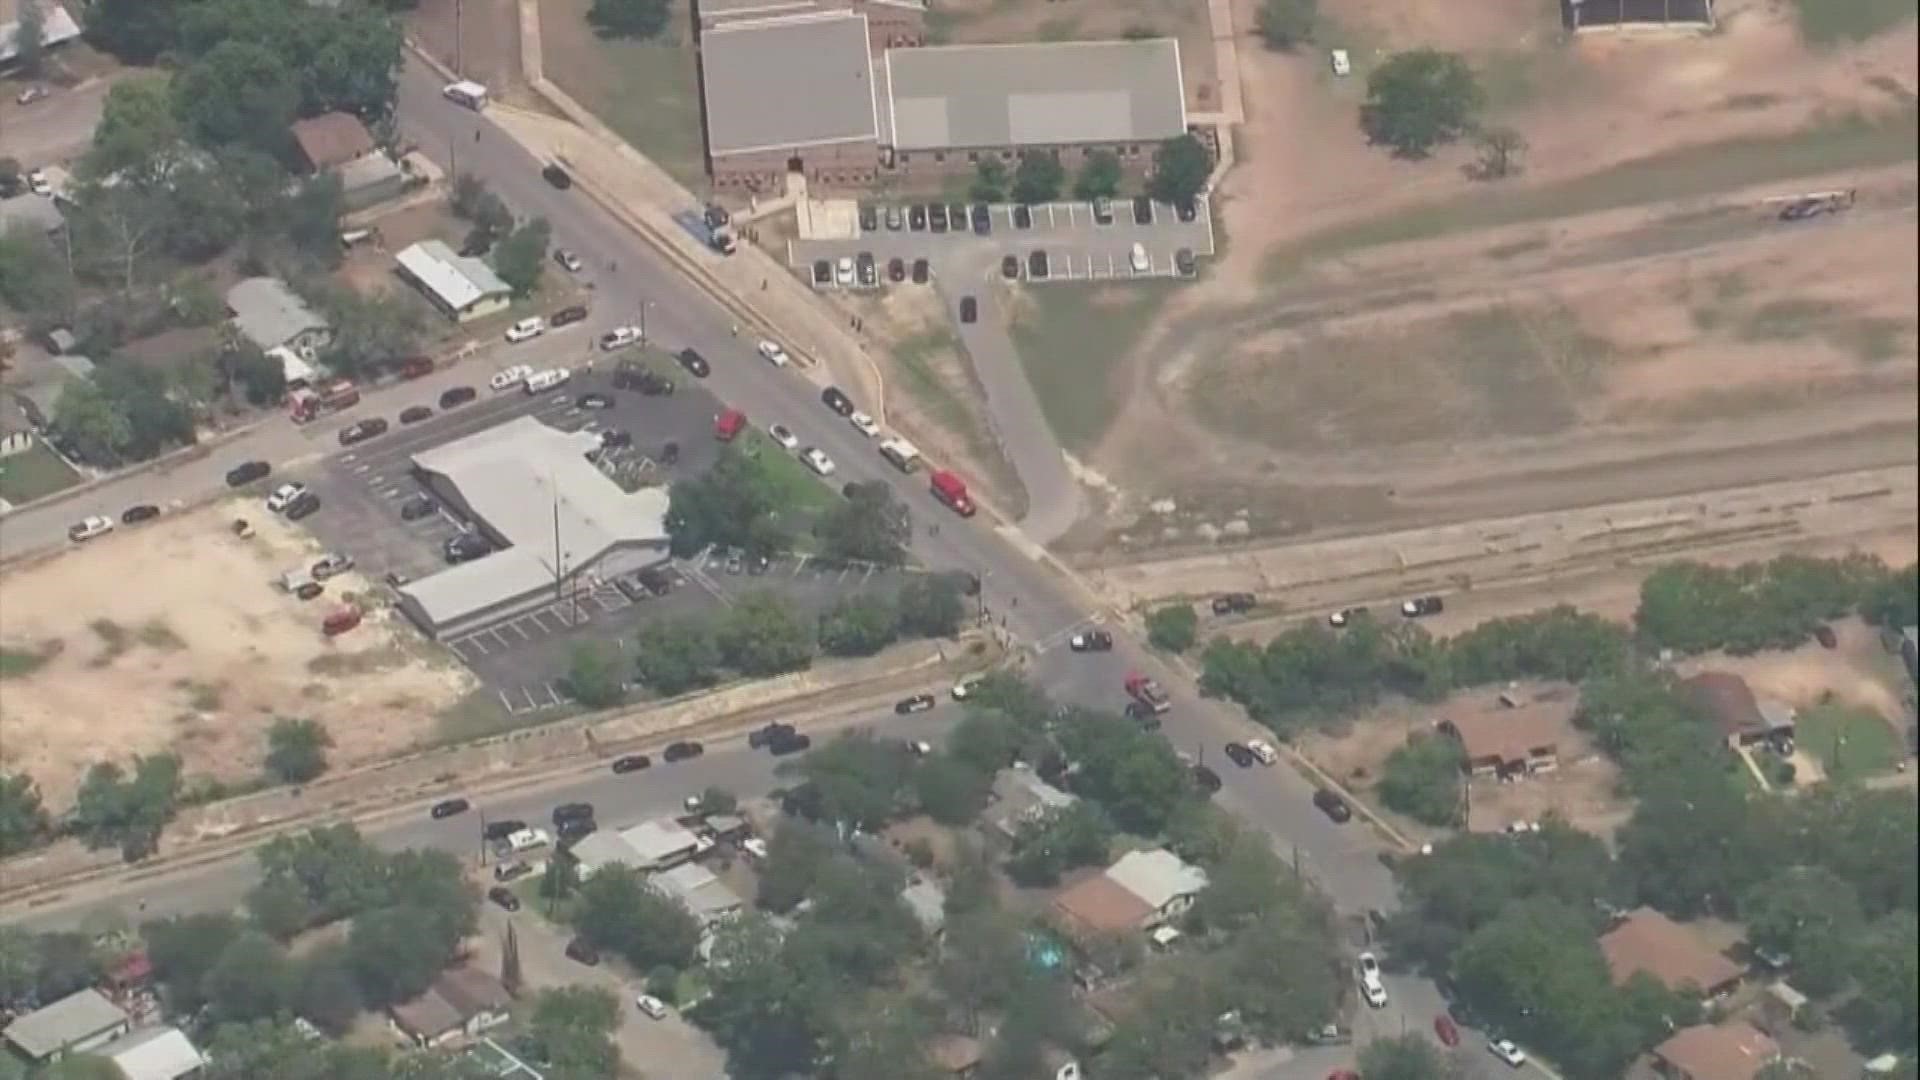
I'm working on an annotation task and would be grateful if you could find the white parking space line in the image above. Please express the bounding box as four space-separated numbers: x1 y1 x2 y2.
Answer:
497 689 516 712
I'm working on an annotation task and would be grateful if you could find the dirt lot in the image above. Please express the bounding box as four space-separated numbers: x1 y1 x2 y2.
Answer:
930 0 1219 113
1035 0 1919 551
1676 616 1915 753
0 503 476 810
1299 684 1630 844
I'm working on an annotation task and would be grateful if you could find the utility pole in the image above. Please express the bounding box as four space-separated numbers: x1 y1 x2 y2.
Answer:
454 0 465 77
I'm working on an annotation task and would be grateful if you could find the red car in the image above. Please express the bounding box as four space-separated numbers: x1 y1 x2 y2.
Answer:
1434 1013 1461 1047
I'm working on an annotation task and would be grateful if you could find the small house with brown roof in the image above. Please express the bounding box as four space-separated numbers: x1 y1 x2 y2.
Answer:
1681 672 1795 749
1052 872 1156 936
1599 909 1742 1000
927 1033 982 1075
389 967 513 1048
1650 1022 1780 1080
1440 695 1569 777
290 112 377 172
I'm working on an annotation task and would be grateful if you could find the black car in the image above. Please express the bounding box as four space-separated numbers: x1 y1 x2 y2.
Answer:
1127 701 1163 731
1192 764 1223 794
401 495 438 521
487 886 521 912
1175 248 1196 277
576 392 614 409
400 405 433 425
1001 255 1019 279
558 817 597 841
445 532 492 563
912 258 930 284
821 386 855 417
225 460 271 487
1211 592 1257 615
1092 197 1114 225
1028 250 1049 279
283 492 321 521
439 386 477 408
895 693 936 715
1401 596 1444 618
928 204 948 233
1176 199 1197 223
611 754 651 774
564 938 601 965
858 204 878 232
430 798 470 819
338 418 388 446
767 732 812 756
542 163 572 189
552 802 595 826
663 740 705 763
677 348 711 377
1133 195 1153 225
551 305 589 327
1223 742 1256 768
813 259 832 285
856 252 877 287
1069 629 1113 652
910 204 928 231
483 819 526 841
971 204 991 235
121 504 160 525
948 204 967 233
748 722 796 749
600 428 633 450
959 296 977 324
1313 788 1353 823
888 257 906 282
1012 204 1032 229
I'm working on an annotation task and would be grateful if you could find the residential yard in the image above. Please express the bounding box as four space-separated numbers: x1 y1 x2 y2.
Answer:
0 501 476 809
1687 618 1917 749
0 444 83 505
1792 701 1902 781
538 0 708 192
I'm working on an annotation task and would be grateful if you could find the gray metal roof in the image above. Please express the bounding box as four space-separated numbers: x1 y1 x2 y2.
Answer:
884 38 1186 150
0 192 65 234
700 11 880 156
225 277 329 351
399 416 669 627
3 989 127 1060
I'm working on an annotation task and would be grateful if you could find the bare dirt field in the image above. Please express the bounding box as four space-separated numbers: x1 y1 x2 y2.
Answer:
410 0 524 103
1031 0 1919 553
930 0 1220 113
1299 683 1629 844
0 503 475 810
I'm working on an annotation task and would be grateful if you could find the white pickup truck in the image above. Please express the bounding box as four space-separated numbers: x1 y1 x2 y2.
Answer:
502 827 552 854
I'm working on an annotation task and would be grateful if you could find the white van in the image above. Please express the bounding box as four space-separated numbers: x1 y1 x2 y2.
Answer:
443 80 489 109
525 368 571 394
878 438 921 473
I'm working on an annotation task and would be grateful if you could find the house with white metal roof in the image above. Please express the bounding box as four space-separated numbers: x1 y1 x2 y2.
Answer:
394 239 512 322
96 1025 206 1080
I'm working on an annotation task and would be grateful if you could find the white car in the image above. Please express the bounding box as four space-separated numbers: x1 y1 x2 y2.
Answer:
909 740 933 756
599 326 641 351
757 339 790 367
848 411 880 438
740 837 769 861
1358 952 1388 1008
767 423 800 451
67 515 114 542
635 994 668 1020
1488 1038 1527 1067
16 85 48 106
27 170 51 197
801 447 836 476
1330 48 1352 76
835 256 855 286
554 248 584 272
504 317 545 343
266 483 308 513
1129 242 1150 273
951 676 984 701
1246 739 1278 766
525 368 571 393
490 365 534 391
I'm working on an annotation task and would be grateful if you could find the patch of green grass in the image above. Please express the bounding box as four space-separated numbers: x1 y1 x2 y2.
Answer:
737 429 839 542
1796 701 1900 780
434 689 567 744
308 647 411 678
892 329 975 437
1008 282 1180 452
1793 0 1916 45
1264 109 1919 280
0 443 82 505
0 642 57 679
137 620 185 650
543 0 707 191
1735 299 1913 362
1831 317 1910 363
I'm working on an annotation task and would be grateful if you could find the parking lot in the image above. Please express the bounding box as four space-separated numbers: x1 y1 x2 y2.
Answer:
789 196 1216 286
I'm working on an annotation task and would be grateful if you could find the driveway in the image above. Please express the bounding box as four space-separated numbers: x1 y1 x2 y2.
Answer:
0 76 117 168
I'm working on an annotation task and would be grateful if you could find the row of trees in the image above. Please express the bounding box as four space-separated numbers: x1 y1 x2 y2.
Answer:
668 453 916 568
566 574 967 705
1637 555 1916 656
968 135 1213 208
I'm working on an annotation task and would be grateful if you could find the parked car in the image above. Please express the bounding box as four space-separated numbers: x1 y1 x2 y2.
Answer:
888 257 906 282
1224 743 1256 768
1401 595 1444 617
677 348 711 377
835 256 855 285
266 483 309 512
550 304 589 327
849 411 880 438
1246 739 1278 766
611 753 651 773
552 802 595 828
767 731 812 756
1002 255 1019 279
1092 197 1114 225
912 258 930 284
311 553 355 579
576 392 614 409
504 318 545 343
1129 242 1150 273
400 405 433 425
858 204 878 232
445 532 492 563
748 722 796 750
1358 952 1388 1008
801 447 836 476
1330 48 1353 76
401 496 438 521
484 819 526 842
635 994 668 1020
121 505 160 525
487 886 521 911
68 516 115 542
600 326 641 351
338 418 388 446
430 798 470 819
1029 250 1049 279
767 423 800 450
1313 788 1352 823
491 365 534 391
663 740 705 763
226 460 272 487
895 694 936 714
821 386 855 416
1012 204 1033 229
909 204 927 231
1133 196 1153 224
1177 199 1198 222
886 205 904 230
971 203 991 234
564 938 600 965
541 163 572 189
1434 1014 1460 1048
813 259 832 285
554 248 584 272
856 252 878 287
283 493 321 521
757 339 790 367
1069 629 1113 652
959 296 977 323
294 581 324 601
1175 248 1196 277
1212 593 1257 615
929 204 948 233
1488 1039 1527 1067
1328 607 1366 628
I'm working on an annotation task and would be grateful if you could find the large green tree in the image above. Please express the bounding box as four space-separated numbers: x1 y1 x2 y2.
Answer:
574 865 701 970
1148 135 1212 206
1073 151 1122 201
717 591 817 677
1377 734 1464 826
1011 152 1065 204
815 481 911 566
1360 49 1483 157
817 593 898 657
172 41 301 153
1006 802 1112 886
70 752 182 860
264 718 333 784
632 615 722 695
0 773 50 857
492 217 551 297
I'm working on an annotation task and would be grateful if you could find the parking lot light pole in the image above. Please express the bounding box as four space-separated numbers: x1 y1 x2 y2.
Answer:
639 301 654 346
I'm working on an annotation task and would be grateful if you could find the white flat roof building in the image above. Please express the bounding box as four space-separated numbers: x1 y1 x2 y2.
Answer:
98 1026 207 1080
